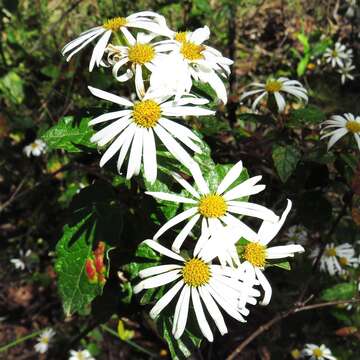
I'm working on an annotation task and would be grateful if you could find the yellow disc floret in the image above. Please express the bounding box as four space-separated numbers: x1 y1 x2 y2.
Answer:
128 43 155 65
325 247 337 257
243 242 267 268
103 17 128 31
182 258 210 287
180 41 205 61
312 348 323 359
346 121 360 133
132 100 161 128
265 80 282 93
175 32 188 43
198 194 227 218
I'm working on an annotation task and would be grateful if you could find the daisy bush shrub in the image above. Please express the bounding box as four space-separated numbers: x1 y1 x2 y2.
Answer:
0 1 360 359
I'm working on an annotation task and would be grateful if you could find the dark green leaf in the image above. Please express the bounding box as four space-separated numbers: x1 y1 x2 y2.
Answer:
272 145 301 182
287 106 326 128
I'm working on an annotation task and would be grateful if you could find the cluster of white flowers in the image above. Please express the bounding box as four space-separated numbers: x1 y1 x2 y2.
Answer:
34 328 56 354
62 11 305 343
310 242 359 276
323 42 355 85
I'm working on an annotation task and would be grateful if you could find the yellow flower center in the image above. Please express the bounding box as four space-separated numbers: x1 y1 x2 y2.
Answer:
346 120 360 133
42 336 50 344
132 100 161 128
325 247 337 257
175 31 188 43
128 43 155 65
103 17 128 31
291 349 301 359
180 41 205 61
182 258 210 287
198 194 227 218
339 256 349 266
31 143 38 149
332 50 338 58
313 348 323 358
265 80 282 93
243 242 267 267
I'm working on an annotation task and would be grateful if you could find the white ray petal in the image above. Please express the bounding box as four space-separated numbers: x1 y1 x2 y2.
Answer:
88 86 133 107
198 286 227 335
89 110 132 126
191 287 214 341
274 92 286 112
194 218 210 256
142 128 157 184
146 192 197 204
117 124 136 173
223 175 264 201
266 244 305 259
126 128 143 179
150 280 184 319
153 208 199 240
173 285 191 339
255 267 272 306
139 264 182 278
91 117 131 145
133 270 181 294
216 161 243 195
227 203 278 222
172 214 200 253
143 239 184 261
172 172 200 199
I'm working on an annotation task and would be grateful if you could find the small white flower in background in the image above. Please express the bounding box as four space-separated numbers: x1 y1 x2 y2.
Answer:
34 328 56 354
10 249 32 271
346 0 357 18
103 32 173 97
69 349 95 360
320 113 360 151
146 160 279 266
217 200 304 305
155 26 233 104
134 239 260 341
302 343 336 360
286 225 308 245
23 139 47 157
61 12 171 71
337 61 355 84
311 242 359 276
324 42 353 68
240 77 308 113
88 86 214 183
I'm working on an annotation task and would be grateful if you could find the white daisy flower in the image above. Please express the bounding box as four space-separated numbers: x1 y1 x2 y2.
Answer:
10 249 31 271
320 113 360 151
133 239 260 341
104 32 174 97
324 42 353 68
223 200 304 305
23 139 47 157
240 77 308 113
154 26 233 104
69 349 95 360
146 160 279 266
311 243 359 276
302 343 336 360
88 86 214 183
61 11 171 71
337 61 355 84
34 328 56 354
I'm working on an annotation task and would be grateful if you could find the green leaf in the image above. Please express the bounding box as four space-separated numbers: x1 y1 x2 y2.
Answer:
272 145 301 182
55 215 102 317
287 106 326 128
297 54 310 77
159 317 202 360
321 283 357 301
42 116 96 152
297 33 310 53
0 71 24 104
267 261 291 271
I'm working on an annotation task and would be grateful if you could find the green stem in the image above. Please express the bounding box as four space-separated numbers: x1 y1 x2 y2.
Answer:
101 324 158 358
0 329 43 353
